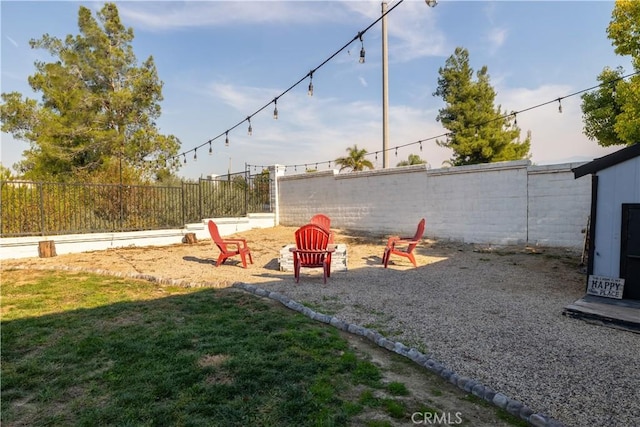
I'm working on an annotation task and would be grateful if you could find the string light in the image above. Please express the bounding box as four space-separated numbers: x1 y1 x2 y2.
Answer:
513 113 518 127
359 33 365 64
247 117 252 136
209 141 213 155
193 148 197 161
225 131 229 147
183 154 187 164
273 98 279 119
308 71 314 96
558 98 563 113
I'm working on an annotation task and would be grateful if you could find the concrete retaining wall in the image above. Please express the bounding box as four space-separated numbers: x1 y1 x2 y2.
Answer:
0 213 275 260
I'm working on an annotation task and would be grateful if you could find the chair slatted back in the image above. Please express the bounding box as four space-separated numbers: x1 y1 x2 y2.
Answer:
294 224 331 267
208 220 228 253
407 218 426 252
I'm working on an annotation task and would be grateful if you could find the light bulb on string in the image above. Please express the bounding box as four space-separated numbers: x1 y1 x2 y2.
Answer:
193 148 197 161
308 71 314 96
395 147 398 157
273 98 279 119
513 113 518 127
359 33 365 64
247 117 252 136
225 131 230 147
558 98 563 113
183 154 187 164
209 141 213 155
419 142 423 152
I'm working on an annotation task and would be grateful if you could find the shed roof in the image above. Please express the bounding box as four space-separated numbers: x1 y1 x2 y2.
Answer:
573 143 640 179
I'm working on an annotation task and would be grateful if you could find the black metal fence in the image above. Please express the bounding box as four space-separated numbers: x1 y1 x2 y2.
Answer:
0 172 272 237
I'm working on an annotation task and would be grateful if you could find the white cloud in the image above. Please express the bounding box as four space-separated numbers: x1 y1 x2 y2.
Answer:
118 2 354 31
486 27 507 53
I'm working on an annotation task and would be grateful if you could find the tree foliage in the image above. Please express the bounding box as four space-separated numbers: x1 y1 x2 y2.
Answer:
0 3 181 181
433 47 531 166
396 154 427 167
334 144 374 172
581 0 640 147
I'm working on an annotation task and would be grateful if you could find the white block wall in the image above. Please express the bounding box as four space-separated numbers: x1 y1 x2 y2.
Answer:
527 164 592 248
277 160 591 249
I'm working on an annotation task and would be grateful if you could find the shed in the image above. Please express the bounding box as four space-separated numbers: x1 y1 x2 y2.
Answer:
564 144 640 331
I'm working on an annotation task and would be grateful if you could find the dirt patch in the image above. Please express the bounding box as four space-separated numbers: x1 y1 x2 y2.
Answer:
0 225 584 288
338 330 518 426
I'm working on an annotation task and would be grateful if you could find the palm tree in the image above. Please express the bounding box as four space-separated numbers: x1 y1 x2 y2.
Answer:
396 154 427 167
334 145 374 172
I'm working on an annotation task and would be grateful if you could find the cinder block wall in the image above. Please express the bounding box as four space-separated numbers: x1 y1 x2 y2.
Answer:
277 160 591 249
527 164 592 248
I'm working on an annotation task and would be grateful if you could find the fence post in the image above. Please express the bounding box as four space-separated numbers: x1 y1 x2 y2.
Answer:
181 182 186 226
38 182 45 236
198 178 203 221
244 165 249 216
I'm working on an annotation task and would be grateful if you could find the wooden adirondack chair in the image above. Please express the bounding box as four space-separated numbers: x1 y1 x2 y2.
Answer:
382 218 426 268
310 214 334 243
290 223 336 283
208 220 253 268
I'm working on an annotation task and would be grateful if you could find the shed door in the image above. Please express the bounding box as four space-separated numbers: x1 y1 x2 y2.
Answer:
621 204 640 300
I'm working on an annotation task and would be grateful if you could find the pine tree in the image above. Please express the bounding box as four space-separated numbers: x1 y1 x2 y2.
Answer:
433 47 530 166
0 3 180 181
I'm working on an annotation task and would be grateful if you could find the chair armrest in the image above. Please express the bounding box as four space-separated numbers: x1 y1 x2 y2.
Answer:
223 239 248 248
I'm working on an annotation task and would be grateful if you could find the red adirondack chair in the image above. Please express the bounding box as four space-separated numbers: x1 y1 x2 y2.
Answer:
207 220 253 268
290 223 336 283
382 218 426 268
310 213 334 243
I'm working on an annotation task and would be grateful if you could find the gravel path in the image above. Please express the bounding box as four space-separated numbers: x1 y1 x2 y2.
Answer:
3 225 639 427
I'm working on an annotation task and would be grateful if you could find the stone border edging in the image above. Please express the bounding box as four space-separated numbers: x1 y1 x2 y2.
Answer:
234 282 567 427
3 264 565 427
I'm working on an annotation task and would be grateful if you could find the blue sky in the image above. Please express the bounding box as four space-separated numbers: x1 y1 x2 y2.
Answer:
1 0 633 180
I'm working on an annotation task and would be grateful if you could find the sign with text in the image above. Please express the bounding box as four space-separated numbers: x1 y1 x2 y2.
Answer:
587 275 625 299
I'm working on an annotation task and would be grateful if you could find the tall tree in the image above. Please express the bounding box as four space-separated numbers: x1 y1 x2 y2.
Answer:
0 3 180 181
334 145 374 172
581 0 640 147
396 154 427 167
433 47 530 166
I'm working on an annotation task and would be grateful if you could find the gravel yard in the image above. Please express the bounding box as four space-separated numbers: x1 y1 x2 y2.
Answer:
3 225 639 427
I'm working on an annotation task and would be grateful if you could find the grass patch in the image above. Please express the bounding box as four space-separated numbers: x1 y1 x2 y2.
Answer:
2 270 372 426
386 381 410 396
